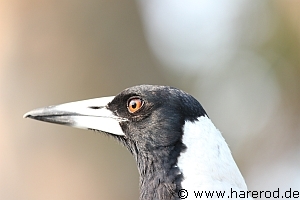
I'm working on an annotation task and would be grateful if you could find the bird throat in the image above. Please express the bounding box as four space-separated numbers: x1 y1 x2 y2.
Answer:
122 138 185 200
138 150 184 200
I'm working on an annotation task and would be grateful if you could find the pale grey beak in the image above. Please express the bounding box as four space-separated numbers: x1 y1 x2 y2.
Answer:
23 96 126 136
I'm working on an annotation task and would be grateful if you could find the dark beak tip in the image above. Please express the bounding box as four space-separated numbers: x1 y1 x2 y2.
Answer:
23 110 35 119
23 113 29 119
23 114 30 119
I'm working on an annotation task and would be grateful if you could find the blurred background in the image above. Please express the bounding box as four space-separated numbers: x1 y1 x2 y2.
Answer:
1 0 299 199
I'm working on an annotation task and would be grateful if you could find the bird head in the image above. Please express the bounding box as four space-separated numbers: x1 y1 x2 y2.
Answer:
24 85 248 200
24 85 206 152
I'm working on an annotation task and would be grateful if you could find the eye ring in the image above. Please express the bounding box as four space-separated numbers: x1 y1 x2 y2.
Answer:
127 97 144 113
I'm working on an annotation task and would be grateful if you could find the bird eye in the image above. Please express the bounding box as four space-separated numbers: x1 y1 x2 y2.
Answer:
127 98 143 113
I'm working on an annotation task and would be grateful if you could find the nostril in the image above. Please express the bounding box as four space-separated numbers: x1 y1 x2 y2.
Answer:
89 106 101 109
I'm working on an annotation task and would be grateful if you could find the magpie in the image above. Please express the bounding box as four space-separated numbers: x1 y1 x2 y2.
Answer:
24 85 251 200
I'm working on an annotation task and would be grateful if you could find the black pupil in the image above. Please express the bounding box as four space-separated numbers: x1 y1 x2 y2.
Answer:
131 101 137 108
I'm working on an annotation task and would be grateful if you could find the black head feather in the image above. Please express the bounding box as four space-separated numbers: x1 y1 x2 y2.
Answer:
106 85 206 199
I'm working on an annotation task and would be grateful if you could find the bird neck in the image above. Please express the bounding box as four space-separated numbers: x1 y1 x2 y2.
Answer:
177 116 248 191
135 144 184 200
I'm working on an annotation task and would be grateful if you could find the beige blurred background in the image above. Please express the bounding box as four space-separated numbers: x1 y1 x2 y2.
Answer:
0 1 299 200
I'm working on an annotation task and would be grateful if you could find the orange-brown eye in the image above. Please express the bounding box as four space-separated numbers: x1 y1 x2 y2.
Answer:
127 98 143 113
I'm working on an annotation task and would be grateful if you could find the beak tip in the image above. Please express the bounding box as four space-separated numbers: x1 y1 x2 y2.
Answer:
23 112 29 119
23 114 30 118
23 110 36 119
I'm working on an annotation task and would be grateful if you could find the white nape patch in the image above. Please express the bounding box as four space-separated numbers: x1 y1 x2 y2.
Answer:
177 116 249 198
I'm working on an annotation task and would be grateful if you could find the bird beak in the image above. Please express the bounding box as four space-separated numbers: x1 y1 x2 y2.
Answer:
23 96 126 136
